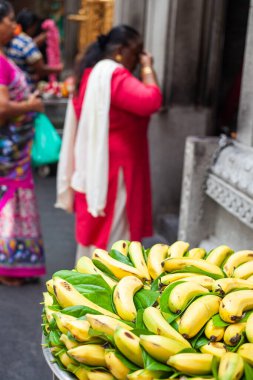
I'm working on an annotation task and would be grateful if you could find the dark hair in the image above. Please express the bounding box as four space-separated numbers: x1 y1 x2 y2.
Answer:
16 9 40 32
0 0 13 22
75 24 140 89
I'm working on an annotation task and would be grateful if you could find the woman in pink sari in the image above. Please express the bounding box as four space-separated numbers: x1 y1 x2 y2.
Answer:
0 1 46 285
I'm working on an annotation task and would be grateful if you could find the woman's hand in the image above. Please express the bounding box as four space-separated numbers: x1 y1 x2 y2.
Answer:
140 51 153 68
27 91 44 113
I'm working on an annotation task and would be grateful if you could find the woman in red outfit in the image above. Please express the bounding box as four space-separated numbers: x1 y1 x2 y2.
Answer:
57 25 162 261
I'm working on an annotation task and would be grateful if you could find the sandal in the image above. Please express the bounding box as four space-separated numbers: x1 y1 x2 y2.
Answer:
0 276 26 286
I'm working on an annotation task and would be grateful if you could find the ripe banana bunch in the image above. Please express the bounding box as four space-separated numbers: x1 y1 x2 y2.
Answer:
42 239 253 380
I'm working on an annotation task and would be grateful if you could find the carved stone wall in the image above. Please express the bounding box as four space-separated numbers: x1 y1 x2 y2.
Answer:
206 140 253 229
179 136 253 250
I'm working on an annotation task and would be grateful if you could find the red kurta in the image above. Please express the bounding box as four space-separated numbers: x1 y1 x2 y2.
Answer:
73 66 162 249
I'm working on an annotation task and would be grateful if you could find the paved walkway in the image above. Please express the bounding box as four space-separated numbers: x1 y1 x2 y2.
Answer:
0 174 76 380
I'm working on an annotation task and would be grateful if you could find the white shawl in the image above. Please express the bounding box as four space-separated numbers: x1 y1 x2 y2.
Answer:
56 59 121 216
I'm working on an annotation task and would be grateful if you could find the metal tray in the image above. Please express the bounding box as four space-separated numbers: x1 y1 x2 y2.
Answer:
42 334 76 380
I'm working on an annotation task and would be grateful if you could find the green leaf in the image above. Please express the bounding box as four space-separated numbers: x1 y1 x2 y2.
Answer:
241 311 253 323
212 314 230 327
159 281 186 322
48 330 62 347
61 305 102 318
132 328 152 337
190 325 206 349
134 289 159 310
88 328 115 346
143 248 150 263
52 271 114 312
194 336 210 350
244 362 253 380
92 259 118 280
151 273 164 291
114 350 140 371
177 348 197 353
141 348 173 372
135 309 146 329
109 249 134 267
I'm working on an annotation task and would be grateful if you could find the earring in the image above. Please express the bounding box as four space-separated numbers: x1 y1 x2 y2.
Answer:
115 54 122 62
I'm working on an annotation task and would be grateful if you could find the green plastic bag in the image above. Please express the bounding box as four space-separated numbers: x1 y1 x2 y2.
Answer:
31 113 62 167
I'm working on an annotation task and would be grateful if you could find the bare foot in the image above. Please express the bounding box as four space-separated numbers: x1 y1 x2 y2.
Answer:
0 276 25 286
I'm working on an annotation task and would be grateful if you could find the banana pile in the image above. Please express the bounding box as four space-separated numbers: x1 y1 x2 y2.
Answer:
42 241 253 380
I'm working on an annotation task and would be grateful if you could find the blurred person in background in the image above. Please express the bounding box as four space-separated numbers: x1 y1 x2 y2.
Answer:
6 8 63 90
56 25 162 262
0 0 46 285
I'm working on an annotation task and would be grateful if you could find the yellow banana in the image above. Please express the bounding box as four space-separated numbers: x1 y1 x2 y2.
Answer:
46 279 54 294
245 312 253 342
53 312 76 334
160 272 199 284
68 344 106 366
248 274 253 281
218 352 244 380
233 260 253 279
223 250 253 277
213 278 253 296
85 313 132 335
167 353 213 376
53 277 119 319
167 240 190 258
139 334 187 363
204 318 225 342
168 281 209 314
43 292 54 323
113 275 143 321
237 343 253 366
67 364 89 380
223 322 246 346
76 256 117 288
143 306 191 347
200 342 227 359
92 249 144 279
187 248 206 259
219 290 253 323
160 273 214 289
128 241 150 280
162 258 224 279
104 350 130 380
64 319 90 342
147 243 169 279
60 334 79 350
87 371 115 380
58 351 75 368
205 245 233 267
127 369 164 380
179 295 221 339
113 327 143 367
111 240 130 256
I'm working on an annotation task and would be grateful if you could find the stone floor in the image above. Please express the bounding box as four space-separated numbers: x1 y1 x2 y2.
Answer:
0 173 170 380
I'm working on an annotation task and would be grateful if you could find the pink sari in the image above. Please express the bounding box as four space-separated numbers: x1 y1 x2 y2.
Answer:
0 55 45 278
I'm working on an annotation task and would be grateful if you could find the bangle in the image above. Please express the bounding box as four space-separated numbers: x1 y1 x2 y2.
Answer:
142 66 153 75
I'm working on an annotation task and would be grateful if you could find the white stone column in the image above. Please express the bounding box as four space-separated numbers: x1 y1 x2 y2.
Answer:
144 0 173 87
178 136 219 246
237 0 253 145
114 0 146 34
